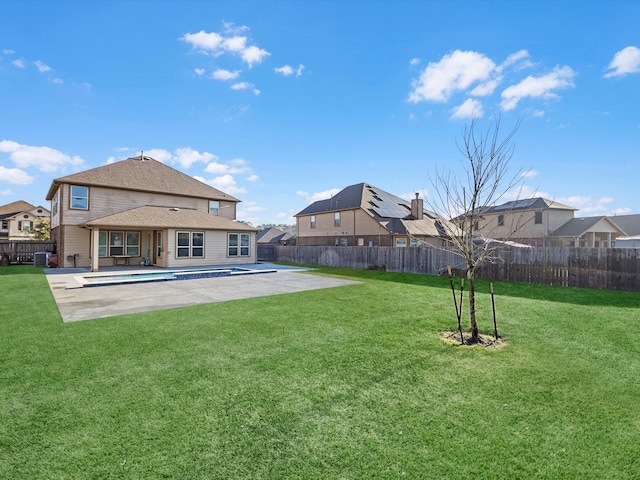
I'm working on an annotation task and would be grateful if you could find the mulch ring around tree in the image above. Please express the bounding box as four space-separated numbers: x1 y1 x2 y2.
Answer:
441 331 507 348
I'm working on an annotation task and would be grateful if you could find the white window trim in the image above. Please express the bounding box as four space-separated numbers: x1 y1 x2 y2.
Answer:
70 185 89 210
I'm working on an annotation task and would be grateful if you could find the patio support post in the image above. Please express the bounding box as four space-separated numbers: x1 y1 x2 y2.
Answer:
91 228 100 272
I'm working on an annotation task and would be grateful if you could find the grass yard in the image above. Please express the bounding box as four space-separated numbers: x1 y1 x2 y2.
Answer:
1 265 639 479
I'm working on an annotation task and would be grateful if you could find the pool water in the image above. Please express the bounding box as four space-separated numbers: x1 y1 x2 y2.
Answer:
76 267 276 288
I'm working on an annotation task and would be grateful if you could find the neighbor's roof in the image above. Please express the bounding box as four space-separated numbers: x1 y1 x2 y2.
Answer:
551 216 626 237
606 214 640 237
0 200 35 215
84 205 257 231
295 182 413 219
257 227 295 243
46 156 239 202
480 197 576 214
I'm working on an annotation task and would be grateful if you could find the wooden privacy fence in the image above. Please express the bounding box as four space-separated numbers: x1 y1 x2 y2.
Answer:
274 245 640 292
0 240 56 265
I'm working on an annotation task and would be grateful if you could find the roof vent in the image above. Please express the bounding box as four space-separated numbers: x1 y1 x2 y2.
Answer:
170 207 180 212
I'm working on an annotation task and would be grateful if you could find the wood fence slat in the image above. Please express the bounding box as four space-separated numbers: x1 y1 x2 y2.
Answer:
274 245 640 292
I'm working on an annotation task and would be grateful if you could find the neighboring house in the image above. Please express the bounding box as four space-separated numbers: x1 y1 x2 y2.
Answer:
0 200 50 240
607 214 640 238
472 197 577 247
257 227 296 246
295 182 452 247
616 236 640 248
45 155 257 271
548 216 626 247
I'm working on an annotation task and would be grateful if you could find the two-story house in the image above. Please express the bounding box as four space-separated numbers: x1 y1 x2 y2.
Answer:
295 182 453 247
472 197 576 247
0 200 50 240
45 155 257 271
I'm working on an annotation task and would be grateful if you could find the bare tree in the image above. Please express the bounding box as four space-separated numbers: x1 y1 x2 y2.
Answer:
428 116 525 343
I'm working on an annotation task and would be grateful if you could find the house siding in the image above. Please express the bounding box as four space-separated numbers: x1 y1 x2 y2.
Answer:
297 209 392 246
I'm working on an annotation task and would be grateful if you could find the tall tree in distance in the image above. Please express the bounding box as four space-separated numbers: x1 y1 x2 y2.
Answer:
428 116 525 343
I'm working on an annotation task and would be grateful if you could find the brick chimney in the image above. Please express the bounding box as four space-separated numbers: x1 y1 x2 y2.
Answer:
411 192 423 220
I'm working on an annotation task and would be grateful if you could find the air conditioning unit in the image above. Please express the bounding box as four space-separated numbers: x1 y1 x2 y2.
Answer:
34 252 50 267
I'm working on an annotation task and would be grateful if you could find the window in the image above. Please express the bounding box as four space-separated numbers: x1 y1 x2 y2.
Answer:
192 232 204 257
339 238 348 246
109 231 124 256
99 230 141 257
334 212 341 227
228 233 250 257
1 220 8 230
209 200 220 215
177 231 205 258
310 215 316 229
126 231 140 256
70 185 89 210
474 221 480 231
19 220 32 231
98 231 107 257
156 231 163 258
395 238 407 247
498 215 504 226
535 211 543 224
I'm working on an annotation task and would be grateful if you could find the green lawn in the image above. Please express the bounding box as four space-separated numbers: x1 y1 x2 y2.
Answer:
1 265 639 479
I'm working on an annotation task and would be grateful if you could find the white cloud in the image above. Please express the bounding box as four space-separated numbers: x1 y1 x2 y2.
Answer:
182 31 224 52
500 65 575 111
174 147 217 169
34 60 52 72
204 161 249 175
143 148 173 163
450 98 483 120
469 78 501 97
1 188 14 195
604 46 640 78
212 68 240 80
3 49 15 55
0 140 83 172
499 49 532 71
241 45 270 67
0 166 34 185
193 173 247 195
276 64 304 76
275 65 294 76
410 58 420 66
194 68 205 76
12 59 25 68
246 174 259 182
409 50 496 103
231 82 260 95
521 170 538 178
181 27 270 67
301 188 341 203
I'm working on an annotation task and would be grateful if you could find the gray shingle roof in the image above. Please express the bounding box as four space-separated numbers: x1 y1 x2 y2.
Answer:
480 197 576 214
84 205 257 231
551 216 623 237
607 214 640 236
46 156 239 202
295 182 413 219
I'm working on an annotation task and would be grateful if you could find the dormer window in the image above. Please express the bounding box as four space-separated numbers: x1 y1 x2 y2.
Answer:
70 185 89 210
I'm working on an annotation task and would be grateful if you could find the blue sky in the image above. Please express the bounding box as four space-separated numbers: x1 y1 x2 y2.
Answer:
1 0 639 225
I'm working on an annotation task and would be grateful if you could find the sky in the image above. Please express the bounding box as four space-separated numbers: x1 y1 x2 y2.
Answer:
1 0 639 226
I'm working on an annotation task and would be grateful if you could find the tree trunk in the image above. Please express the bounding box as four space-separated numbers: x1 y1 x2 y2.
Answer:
467 268 479 342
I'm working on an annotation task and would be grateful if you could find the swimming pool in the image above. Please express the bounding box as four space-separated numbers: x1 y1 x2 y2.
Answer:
75 267 277 288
